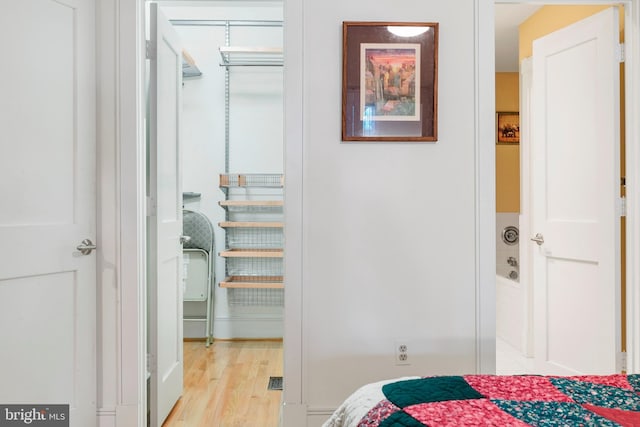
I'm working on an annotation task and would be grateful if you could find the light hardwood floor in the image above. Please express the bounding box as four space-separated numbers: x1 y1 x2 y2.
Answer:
163 340 283 427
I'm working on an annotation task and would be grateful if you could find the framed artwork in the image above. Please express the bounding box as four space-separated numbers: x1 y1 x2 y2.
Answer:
342 21 439 142
496 112 520 144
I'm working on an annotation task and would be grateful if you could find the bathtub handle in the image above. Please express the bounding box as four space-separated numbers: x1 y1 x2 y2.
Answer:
530 233 544 246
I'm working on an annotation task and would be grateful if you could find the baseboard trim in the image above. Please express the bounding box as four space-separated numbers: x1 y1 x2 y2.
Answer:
280 402 307 427
305 407 335 427
212 316 283 339
97 409 116 427
307 407 336 415
183 337 283 342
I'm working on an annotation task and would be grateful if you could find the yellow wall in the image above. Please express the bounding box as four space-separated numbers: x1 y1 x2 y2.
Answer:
520 5 622 61
495 73 520 213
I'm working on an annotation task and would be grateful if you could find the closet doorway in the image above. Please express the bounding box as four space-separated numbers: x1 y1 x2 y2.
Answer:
147 2 285 426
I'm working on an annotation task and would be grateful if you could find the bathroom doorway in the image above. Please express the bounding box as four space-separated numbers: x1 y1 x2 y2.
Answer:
495 3 542 373
494 3 627 375
494 3 538 374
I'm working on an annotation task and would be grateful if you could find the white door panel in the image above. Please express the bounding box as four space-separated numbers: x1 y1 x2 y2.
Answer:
532 7 621 375
148 4 184 426
0 0 96 425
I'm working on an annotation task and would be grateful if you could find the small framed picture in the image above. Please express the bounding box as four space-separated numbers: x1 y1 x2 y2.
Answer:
342 21 439 142
496 112 520 144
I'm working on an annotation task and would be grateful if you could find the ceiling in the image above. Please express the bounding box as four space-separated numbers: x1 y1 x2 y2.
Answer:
495 4 542 72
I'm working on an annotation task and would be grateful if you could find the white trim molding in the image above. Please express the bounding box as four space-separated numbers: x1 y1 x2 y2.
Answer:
519 56 534 358
623 0 640 374
282 0 305 424
210 316 284 339
476 0 498 374
97 409 116 427
120 0 149 423
98 0 149 426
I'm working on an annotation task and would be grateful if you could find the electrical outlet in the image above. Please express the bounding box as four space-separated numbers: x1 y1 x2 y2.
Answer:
395 341 410 365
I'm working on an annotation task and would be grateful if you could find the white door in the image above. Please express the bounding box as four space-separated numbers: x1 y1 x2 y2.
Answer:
148 4 184 426
0 0 97 425
531 7 621 375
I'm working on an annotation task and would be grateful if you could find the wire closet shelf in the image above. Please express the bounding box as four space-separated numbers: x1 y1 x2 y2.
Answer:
219 46 283 68
218 173 284 304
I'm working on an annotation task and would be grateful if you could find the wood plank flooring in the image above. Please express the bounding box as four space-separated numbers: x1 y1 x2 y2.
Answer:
163 340 283 427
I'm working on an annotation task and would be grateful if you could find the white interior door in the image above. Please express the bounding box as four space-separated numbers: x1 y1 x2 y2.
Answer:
531 7 621 375
148 4 184 426
0 0 97 425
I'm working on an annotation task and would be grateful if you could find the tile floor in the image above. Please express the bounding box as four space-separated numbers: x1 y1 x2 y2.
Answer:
496 337 535 375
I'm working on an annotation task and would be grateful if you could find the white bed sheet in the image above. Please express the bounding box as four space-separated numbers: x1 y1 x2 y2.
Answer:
322 376 420 427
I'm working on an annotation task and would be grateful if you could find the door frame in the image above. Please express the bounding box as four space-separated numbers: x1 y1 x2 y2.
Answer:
519 56 534 358
103 0 640 425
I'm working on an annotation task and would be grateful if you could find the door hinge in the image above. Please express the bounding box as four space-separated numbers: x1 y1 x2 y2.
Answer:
618 351 627 372
146 40 157 60
618 196 627 217
147 196 157 217
147 353 156 376
618 43 625 63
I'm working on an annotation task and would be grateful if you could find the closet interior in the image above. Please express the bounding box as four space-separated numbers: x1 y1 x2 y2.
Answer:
169 2 285 342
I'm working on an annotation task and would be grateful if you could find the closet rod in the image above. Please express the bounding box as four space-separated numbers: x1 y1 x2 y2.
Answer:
170 19 283 27
219 46 283 67
220 62 282 67
220 46 282 54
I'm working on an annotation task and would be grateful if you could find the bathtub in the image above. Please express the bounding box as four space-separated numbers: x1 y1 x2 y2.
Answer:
496 274 525 353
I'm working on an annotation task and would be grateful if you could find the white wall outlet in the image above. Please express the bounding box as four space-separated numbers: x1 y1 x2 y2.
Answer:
395 341 410 365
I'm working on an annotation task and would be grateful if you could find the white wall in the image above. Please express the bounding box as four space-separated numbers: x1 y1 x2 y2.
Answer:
162 2 284 339
496 213 524 353
283 0 496 424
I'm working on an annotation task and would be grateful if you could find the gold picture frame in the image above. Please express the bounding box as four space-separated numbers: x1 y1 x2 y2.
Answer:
496 112 520 144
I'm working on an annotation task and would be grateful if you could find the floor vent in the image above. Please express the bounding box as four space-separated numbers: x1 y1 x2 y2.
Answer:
268 376 283 390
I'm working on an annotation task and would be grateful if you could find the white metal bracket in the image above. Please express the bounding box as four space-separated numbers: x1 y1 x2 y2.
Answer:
146 353 156 376
618 196 627 217
147 196 157 217
146 40 156 60
619 351 628 372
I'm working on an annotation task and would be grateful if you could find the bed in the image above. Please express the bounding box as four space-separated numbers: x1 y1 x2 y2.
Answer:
322 374 640 426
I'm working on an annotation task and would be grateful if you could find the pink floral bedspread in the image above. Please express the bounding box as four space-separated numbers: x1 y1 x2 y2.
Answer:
323 374 640 427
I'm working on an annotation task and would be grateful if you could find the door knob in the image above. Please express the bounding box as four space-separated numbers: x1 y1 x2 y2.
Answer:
179 235 191 244
76 239 97 255
530 233 544 246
